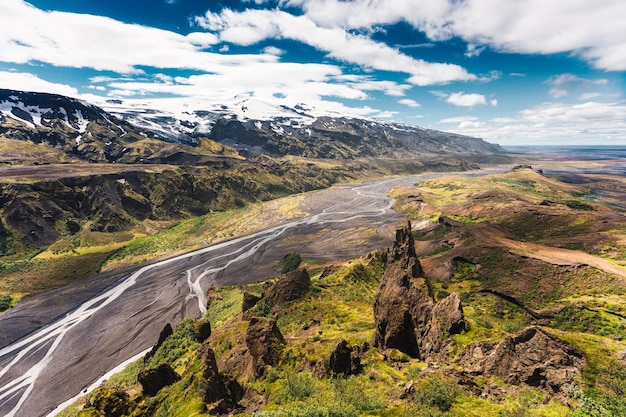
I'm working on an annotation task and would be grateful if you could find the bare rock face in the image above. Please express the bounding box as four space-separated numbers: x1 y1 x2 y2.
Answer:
194 318 212 343
245 317 286 377
242 291 261 312
461 327 585 393
199 343 242 415
138 363 180 396
328 340 362 376
263 269 310 309
200 344 231 404
373 221 465 360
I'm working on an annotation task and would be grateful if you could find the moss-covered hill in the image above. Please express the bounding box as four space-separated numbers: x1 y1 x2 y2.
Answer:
58 168 626 417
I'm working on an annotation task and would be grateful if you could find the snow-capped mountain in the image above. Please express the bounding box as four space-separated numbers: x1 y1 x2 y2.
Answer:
0 88 503 163
97 94 503 158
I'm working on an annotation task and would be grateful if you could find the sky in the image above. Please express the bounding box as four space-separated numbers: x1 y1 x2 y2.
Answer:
0 0 625 146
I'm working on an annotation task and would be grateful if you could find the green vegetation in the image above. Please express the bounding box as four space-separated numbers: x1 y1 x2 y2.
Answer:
0 294 11 311
145 318 200 369
281 252 302 274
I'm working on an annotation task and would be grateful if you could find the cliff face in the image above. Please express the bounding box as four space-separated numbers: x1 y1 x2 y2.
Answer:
373 221 465 360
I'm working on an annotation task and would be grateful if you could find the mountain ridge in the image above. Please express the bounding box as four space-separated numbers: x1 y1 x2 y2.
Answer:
1 88 503 162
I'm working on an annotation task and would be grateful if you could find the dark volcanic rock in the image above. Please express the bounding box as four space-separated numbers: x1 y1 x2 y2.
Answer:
242 291 261 312
200 344 233 405
138 363 180 396
194 318 212 343
461 327 585 393
373 221 465 360
199 341 244 415
263 269 310 309
245 317 286 377
328 339 362 376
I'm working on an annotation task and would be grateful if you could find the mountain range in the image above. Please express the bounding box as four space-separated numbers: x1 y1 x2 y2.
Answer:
0 88 502 164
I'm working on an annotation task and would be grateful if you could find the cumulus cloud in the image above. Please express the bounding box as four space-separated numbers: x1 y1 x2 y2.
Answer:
88 62 418 116
195 8 476 86
0 0 267 74
446 92 488 107
399 98 420 108
0 71 79 97
284 0 626 71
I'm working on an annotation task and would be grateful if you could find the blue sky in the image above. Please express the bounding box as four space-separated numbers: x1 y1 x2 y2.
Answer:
0 0 625 146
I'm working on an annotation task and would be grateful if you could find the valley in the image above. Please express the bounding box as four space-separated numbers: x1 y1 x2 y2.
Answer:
42 157 626 417
0 168 505 417
1 88 625 417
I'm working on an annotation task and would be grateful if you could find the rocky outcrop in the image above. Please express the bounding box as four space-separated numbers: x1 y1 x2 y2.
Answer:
263 269 310 309
138 364 180 396
200 343 241 414
460 327 585 393
144 323 173 362
242 291 261 312
373 221 465 360
245 317 286 377
194 318 212 343
328 340 363 376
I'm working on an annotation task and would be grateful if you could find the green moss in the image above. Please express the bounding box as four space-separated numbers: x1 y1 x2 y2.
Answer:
281 252 302 274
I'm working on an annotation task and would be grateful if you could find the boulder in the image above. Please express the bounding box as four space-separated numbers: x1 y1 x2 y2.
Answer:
263 269 310 309
373 221 465 360
460 327 585 393
194 318 212 343
138 363 180 396
328 339 362 376
245 317 286 377
242 291 261 312
311 359 327 379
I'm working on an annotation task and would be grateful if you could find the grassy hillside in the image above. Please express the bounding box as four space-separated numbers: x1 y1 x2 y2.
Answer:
58 168 626 417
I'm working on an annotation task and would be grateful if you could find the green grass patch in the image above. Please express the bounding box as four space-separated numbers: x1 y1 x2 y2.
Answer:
205 287 244 329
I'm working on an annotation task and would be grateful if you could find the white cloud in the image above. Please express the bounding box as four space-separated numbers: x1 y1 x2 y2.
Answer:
446 92 487 107
0 71 79 96
546 73 610 98
439 101 626 145
489 99 498 107
465 44 486 58
90 62 415 114
398 98 420 108
263 46 284 56
439 115 478 124
285 0 626 71
195 8 476 86
0 0 269 74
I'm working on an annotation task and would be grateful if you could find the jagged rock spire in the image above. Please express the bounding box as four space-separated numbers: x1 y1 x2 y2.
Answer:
374 220 465 360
